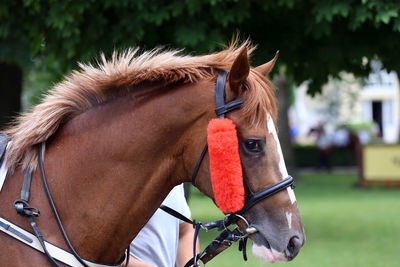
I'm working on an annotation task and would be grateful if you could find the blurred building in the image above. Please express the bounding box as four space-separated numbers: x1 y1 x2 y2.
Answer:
289 64 400 145
360 61 399 144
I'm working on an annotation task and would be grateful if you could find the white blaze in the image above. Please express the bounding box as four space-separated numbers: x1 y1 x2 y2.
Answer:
267 115 296 204
286 211 292 229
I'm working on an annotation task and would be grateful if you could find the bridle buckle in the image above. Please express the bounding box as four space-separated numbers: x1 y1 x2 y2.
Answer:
14 199 40 217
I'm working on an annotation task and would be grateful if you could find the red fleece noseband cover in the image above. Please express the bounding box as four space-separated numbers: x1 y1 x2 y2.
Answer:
207 118 244 213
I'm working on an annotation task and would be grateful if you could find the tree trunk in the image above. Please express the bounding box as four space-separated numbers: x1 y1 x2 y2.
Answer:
273 74 298 178
396 71 400 143
0 62 22 131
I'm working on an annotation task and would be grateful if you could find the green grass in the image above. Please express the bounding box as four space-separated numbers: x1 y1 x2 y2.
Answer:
188 173 400 267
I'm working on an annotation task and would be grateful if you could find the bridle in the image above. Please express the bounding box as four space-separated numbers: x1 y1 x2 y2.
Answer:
181 70 295 266
191 70 294 216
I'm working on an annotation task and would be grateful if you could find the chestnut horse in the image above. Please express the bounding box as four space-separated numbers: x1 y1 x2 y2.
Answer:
0 41 305 266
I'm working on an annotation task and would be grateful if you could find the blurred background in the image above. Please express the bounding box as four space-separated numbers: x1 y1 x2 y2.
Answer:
1 1 399 266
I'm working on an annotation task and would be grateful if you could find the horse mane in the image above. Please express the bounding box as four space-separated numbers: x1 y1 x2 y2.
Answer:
4 40 277 173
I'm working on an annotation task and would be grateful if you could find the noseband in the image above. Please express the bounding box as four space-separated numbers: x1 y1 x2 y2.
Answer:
191 70 294 216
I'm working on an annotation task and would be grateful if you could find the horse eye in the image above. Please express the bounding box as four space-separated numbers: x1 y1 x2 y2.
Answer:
244 139 263 153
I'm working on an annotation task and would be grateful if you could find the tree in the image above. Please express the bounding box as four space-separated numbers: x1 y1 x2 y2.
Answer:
1 0 400 167
0 62 21 128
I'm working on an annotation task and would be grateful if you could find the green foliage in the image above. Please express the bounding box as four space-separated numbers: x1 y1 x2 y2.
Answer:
1 0 400 94
22 60 55 108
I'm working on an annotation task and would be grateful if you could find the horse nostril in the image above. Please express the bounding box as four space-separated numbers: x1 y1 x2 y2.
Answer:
285 236 301 260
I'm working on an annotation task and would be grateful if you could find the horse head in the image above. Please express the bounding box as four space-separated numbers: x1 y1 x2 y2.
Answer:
193 47 305 263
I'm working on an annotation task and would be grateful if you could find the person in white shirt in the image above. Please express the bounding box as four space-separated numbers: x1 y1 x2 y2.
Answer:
125 184 199 267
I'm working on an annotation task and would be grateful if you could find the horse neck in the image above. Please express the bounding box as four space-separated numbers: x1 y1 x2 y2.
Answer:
40 79 215 263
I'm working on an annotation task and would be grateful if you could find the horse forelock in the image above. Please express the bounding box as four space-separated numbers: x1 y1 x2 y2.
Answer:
3 40 257 173
240 69 277 128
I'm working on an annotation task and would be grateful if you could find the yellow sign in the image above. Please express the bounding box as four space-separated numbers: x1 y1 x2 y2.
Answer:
363 145 400 180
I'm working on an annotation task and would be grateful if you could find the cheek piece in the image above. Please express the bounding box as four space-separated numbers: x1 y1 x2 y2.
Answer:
207 118 244 213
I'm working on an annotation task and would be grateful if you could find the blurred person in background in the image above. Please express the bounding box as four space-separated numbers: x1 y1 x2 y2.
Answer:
125 184 199 267
309 123 332 171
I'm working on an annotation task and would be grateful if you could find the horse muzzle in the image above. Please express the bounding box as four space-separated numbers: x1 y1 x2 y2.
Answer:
249 226 305 263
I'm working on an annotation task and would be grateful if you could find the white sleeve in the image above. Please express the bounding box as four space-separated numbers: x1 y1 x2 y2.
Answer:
178 184 191 219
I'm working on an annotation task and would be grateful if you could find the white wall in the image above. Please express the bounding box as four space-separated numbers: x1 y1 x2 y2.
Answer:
360 70 399 144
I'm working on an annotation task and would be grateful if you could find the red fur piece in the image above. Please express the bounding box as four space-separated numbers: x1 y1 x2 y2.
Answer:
207 118 244 213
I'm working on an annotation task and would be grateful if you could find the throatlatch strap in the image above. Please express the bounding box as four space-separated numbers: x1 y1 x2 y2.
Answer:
191 145 208 186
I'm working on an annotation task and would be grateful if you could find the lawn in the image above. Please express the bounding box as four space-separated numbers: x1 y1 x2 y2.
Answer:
188 173 400 267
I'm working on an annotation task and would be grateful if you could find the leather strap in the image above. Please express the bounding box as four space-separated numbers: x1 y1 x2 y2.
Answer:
161 204 226 231
160 204 248 267
0 216 125 267
20 166 33 201
38 143 91 267
37 143 129 266
9 143 127 266
238 176 295 215
215 71 228 118
183 227 247 266
14 156 59 266
160 205 196 225
215 99 244 118
190 145 208 186
214 71 243 118
0 217 33 243
29 216 59 267
190 71 243 187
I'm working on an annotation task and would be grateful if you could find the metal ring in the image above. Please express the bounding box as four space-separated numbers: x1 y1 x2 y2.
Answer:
222 214 256 239
233 214 250 228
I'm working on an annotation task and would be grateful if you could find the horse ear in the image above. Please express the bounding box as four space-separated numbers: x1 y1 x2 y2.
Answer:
229 47 250 95
254 51 279 76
